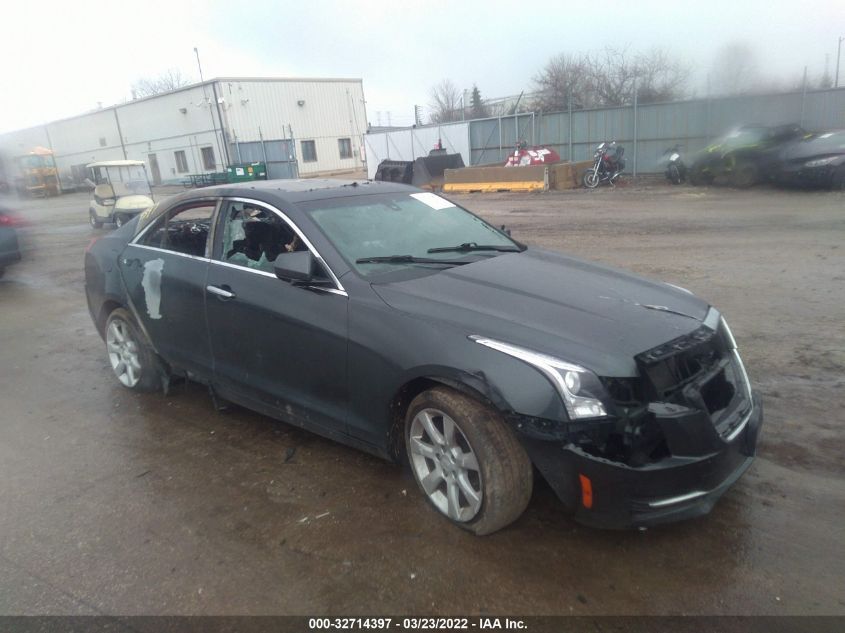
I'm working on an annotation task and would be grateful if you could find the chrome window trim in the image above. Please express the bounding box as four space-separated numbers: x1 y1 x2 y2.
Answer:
222 196 347 294
128 243 210 263
131 197 221 256
206 258 348 297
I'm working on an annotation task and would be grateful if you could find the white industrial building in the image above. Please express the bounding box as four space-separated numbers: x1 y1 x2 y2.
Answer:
0 77 368 186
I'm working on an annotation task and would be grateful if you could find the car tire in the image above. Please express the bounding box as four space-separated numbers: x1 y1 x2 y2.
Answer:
831 167 845 191
89 211 103 229
668 165 681 185
104 308 160 392
732 162 759 188
404 386 533 535
114 214 125 229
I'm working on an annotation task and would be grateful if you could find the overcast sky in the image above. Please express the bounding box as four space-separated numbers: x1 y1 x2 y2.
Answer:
0 0 842 133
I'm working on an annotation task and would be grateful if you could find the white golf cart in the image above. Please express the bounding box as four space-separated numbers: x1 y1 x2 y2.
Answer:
87 160 155 229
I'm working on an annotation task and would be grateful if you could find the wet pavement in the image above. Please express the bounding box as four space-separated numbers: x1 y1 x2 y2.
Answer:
0 185 843 615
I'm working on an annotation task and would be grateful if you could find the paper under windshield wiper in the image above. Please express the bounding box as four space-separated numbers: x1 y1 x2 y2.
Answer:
427 242 521 254
355 255 471 265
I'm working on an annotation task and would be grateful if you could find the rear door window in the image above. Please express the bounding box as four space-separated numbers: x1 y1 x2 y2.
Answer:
137 201 217 258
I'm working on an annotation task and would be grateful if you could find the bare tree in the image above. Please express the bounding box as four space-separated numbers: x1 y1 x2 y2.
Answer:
131 69 192 98
709 42 762 96
630 48 689 103
532 48 688 112
531 53 593 112
428 79 463 123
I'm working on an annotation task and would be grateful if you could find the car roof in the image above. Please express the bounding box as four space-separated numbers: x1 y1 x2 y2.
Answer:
183 178 417 204
135 179 421 235
87 160 146 168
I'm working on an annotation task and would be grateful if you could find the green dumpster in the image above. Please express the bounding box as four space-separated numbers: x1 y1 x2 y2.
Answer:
226 162 268 183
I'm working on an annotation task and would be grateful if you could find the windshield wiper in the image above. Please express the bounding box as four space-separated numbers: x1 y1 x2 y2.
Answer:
355 255 471 266
427 242 521 254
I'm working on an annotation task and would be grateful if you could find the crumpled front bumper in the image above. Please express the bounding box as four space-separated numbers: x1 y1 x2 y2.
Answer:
520 392 763 529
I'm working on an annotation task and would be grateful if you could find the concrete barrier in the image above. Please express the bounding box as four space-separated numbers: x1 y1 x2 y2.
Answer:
442 160 594 193
443 164 549 193
549 160 594 190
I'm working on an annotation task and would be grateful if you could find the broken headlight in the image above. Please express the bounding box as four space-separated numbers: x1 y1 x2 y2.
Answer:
469 336 608 420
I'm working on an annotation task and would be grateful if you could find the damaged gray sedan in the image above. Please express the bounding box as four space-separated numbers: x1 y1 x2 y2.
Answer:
84 180 762 534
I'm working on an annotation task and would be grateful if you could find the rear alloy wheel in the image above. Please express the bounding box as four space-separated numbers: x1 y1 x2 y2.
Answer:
105 308 160 391
89 211 103 228
114 214 126 229
405 387 533 535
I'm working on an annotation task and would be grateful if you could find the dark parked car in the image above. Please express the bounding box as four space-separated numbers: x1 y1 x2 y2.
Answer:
772 130 845 190
84 180 763 534
0 203 25 277
689 123 806 187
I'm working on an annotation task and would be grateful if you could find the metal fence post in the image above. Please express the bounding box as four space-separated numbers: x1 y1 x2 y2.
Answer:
258 126 269 167
568 92 573 161
632 86 638 178
498 117 503 162
800 66 807 127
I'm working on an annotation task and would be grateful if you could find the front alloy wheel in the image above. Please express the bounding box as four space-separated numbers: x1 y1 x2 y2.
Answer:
405 387 533 535
409 408 483 522
114 214 125 228
583 170 600 188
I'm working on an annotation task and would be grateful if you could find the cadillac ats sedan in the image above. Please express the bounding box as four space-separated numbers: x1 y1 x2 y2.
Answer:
84 180 763 534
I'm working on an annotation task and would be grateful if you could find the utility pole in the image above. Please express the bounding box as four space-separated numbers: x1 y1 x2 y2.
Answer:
836 36 844 88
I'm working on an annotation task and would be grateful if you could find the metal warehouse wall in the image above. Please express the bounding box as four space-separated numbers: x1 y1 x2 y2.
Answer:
0 77 367 186
219 78 367 176
366 86 845 175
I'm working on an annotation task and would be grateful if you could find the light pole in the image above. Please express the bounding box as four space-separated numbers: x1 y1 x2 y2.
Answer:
193 47 225 170
837 36 844 88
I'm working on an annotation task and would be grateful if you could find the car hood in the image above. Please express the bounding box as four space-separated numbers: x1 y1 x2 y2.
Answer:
371 248 711 377
780 142 845 162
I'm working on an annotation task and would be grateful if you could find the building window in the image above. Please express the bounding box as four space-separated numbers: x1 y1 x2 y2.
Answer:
338 138 353 159
174 150 189 173
301 140 317 162
201 146 216 170
99 137 107 147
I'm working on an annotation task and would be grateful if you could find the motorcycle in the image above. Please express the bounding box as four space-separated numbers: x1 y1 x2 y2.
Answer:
583 141 626 188
664 144 686 184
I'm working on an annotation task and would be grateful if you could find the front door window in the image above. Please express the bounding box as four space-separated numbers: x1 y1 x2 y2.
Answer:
219 201 308 273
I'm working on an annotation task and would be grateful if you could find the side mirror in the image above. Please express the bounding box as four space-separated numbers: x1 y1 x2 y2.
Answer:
273 250 322 284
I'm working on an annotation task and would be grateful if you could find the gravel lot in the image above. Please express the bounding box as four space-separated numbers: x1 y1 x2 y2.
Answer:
0 182 843 615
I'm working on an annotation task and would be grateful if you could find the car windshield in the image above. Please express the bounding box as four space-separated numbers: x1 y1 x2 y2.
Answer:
716 128 768 150
304 192 520 277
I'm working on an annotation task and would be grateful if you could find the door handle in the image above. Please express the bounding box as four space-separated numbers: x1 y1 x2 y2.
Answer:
207 285 235 300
